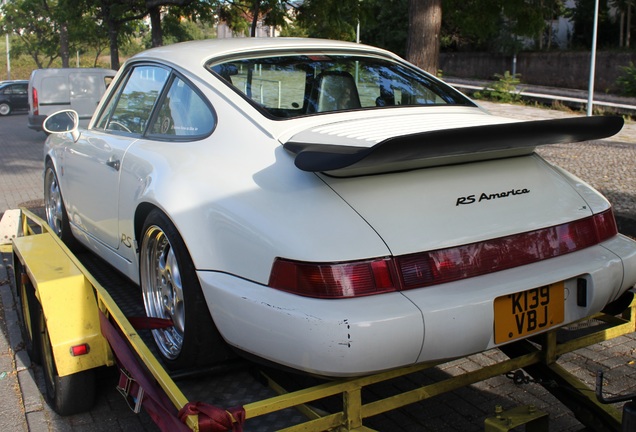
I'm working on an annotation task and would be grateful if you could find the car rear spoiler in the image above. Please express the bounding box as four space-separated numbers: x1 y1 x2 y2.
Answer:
284 116 624 174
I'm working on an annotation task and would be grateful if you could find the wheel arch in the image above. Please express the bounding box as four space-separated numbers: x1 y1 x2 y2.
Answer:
134 202 162 250
44 155 61 185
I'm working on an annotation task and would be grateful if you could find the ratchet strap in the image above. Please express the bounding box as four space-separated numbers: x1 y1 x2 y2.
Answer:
99 311 190 431
178 401 246 432
127 316 174 330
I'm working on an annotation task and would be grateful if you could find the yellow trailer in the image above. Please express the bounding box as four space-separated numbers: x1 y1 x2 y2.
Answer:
2 208 636 431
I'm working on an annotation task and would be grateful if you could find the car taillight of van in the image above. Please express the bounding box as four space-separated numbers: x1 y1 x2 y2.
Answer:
32 87 38 115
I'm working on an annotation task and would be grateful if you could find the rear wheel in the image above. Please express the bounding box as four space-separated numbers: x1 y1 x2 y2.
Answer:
39 303 96 416
0 102 11 116
140 209 232 370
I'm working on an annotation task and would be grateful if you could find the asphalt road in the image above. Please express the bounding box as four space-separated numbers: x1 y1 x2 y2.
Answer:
0 112 44 214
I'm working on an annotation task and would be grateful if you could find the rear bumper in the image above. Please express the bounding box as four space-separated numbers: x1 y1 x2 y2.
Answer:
198 234 636 377
199 271 424 377
28 114 46 131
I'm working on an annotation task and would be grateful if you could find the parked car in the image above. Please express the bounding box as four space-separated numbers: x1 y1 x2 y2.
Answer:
42 38 636 377
28 68 116 131
0 80 28 115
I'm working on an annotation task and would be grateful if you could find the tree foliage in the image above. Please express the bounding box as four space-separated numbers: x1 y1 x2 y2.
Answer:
359 0 409 57
443 0 566 52
0 0 632 77
1 0 63 68
295 0 361 41
218 0 293 37
567 0 617 49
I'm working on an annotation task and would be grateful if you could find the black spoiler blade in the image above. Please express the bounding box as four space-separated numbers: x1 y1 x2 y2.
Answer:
284 116 624 173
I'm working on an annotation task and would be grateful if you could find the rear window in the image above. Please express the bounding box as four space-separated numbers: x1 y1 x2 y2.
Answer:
207 53 473 119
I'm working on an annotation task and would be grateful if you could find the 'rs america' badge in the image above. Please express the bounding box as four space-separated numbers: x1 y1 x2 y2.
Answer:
456 188 530 206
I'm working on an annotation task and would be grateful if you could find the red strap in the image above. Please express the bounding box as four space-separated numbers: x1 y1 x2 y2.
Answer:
99 312 189 431
128 316 174 330
178 402 246 432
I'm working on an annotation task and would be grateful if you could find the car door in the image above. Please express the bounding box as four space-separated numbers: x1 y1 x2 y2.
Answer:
61 64 170 250
10 83 28 110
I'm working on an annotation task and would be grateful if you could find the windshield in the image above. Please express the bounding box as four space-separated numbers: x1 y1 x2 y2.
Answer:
208 53 474 119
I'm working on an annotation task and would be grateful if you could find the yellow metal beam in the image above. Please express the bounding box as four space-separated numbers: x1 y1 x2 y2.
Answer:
12 233 110 376
548 362 622 427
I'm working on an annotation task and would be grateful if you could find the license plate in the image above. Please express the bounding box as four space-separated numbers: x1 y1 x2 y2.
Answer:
494 282 564 344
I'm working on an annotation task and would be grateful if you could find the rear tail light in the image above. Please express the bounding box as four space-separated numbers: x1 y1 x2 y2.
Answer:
268 257 398 298
398 209 617 289
592 209 618 241
269 209 618 298
32 87 39 115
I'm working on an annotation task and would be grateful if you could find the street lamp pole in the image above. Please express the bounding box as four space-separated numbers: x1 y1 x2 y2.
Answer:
5 33 9 80
3 0 9 80
587 0 599 117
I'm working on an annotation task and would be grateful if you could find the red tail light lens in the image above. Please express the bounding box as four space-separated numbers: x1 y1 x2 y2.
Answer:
398 209 618 289
269 257 398 298
592 209 618 241
32 87 39 115
269 209 617 298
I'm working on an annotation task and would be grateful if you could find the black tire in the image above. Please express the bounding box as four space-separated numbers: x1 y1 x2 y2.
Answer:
139 209 233 370
14 257 42 364
43 160 78 249
0 102 11 116
39 303 96 416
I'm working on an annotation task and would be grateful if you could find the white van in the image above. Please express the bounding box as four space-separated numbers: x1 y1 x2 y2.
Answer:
28 68 117 131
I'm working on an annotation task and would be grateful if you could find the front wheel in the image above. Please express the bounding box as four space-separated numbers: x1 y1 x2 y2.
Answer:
44 161 77 248
39 303 96 415
139 209 233 370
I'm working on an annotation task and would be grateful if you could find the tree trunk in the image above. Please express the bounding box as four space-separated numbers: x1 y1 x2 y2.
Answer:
627 5 632 49
150 6 163 47
619 12 624 48
250 1 260 37
60 22 70 68
406 0 442 75
108 20 120 70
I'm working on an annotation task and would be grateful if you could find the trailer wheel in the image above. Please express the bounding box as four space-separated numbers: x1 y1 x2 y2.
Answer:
44 161 77 248
14 257 42 364
38 304 96 416
140 209 232 370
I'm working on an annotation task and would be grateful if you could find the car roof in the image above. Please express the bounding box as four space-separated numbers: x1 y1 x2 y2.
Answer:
0 80 28 86
129 38 403 71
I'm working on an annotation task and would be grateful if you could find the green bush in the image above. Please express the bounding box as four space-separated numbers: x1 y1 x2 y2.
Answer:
616 63 636 97
474 71 522 103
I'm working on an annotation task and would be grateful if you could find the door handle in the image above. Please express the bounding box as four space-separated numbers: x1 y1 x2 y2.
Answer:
106 159 121 171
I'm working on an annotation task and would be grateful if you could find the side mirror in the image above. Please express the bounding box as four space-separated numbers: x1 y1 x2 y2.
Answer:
43 110 80 141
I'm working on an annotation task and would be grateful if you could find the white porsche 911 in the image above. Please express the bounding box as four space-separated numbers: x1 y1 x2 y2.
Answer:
42 38 636 377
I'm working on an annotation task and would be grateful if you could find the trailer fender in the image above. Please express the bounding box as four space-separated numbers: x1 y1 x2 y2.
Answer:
12 233 111 376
